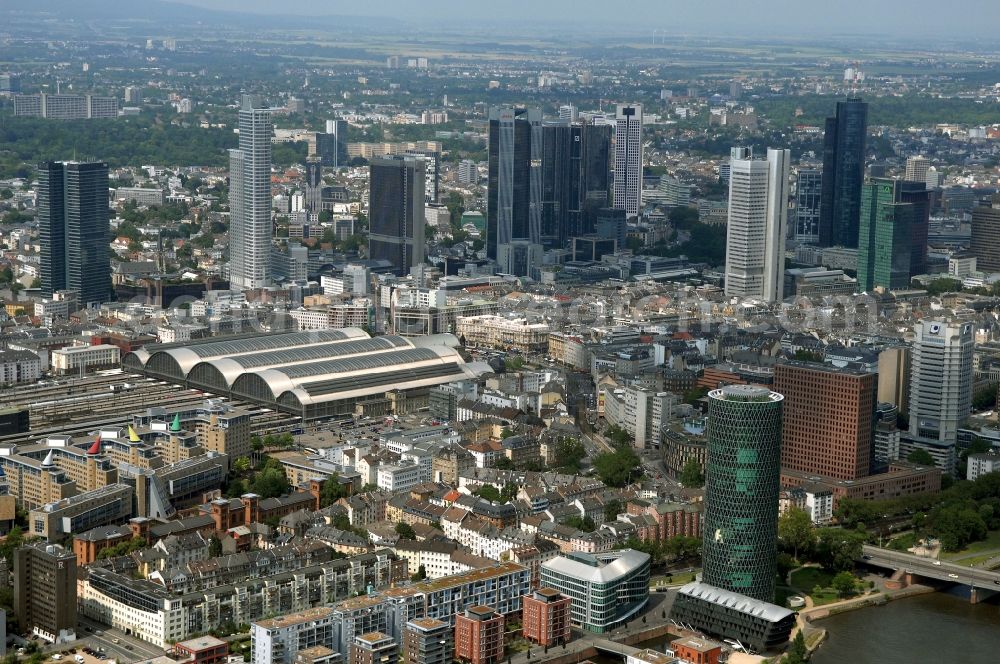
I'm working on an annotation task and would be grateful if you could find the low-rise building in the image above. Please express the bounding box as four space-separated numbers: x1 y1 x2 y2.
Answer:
454 606 504 664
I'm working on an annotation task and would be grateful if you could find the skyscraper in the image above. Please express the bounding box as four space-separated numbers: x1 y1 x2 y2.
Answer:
819 98 868 248
970 196 1000 272
904 155 930 184
794 168 822 244
37 161 111 306
909 320 974 444
229 95 273 290
856 178 930 291
487 106 542 274
723 147 790 303
540 120 611 247
702 385 783 603
303 158 324 213
773 362 877 480
317 118 349 168
613 104 643 218
368 155 426 277
14 541 77 643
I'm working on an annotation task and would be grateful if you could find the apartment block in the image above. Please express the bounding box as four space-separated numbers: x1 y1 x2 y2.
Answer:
522 588 572 647
454 606 505 664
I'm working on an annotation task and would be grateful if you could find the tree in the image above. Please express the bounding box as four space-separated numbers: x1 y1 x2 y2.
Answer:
832 571 858 598
605 425 633 447
320 475 350 507
208 536 223 558
395 522 416 540
411 564 426 582
250 458 291 498
225 478 247 499
604 499 623 522
500 482 520 503
816 528 866 571
564 515 596 532
476 485 501 502
778 507 817 561
907 449 935 465
682 386 709 405
554 437 586 472
232 456 251 474
783 631 807 664
678 458 705 488
593 445 642 487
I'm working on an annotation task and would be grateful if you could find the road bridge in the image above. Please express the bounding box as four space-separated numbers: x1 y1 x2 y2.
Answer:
859 544 1000 603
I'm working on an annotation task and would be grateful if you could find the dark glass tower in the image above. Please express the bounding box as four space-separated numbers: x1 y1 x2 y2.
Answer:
819 98 868 248
368 156 425 276
703 385 784 603
540 121 612 247
487 106 541 259
38 161 111 306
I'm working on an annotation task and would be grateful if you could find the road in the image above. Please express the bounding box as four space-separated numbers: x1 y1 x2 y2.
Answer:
860 544 1000 588
68 616 165 663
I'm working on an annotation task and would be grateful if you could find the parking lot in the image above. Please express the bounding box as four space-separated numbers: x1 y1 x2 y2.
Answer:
30 617 164 664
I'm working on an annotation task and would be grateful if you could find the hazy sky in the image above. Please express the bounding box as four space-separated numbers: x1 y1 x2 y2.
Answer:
165 0 1000 38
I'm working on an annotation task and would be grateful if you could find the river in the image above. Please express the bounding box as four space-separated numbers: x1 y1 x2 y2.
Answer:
811 592 1000 663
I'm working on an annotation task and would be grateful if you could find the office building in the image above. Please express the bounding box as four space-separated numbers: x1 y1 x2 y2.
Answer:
794 168 822 244
404 618 452 664
38 161 112 305
904 156 930 184
878 346 910 414
723 147 790 303
315 119 348 167
229 95 273 290
540 120 611 246
457 160 478 185
603 386 675 450
14 542 77 643
967 452 1000 482
857 178 916 291
595 207 627 248
487 106 542 260
970 197 1000 272
909 320 974 443
405 149 440 203
539 550 650 633
14 93 118 119
350 633 397 664
774 362 876 480
454 606 504 664
613 104 643 218
522 588 572 646
369 156 426 276
819 98 868 248
702 386 783 603
669 582 794 653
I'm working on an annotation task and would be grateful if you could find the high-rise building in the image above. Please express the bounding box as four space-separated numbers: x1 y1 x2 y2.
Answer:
856 178 930 291
794 168 822 244
404 618 452 664
521 588 572 646
303 159 324 213
970 197 1000 272
773 362 877 480
124 86 142 104
405 149 440 203
904 156 930 184
454 606 504 664
909 320 974 444
540 120 611 246
229 95 273 290
877 346 911 415
369 156 426 277
558 104 578 121
457 160 478 185
613 104 643 218
37 161 112 306
723 147 790 303
349 632 397 664
487 106 542 261
702 385 783 603
315 119 348 168
819 98 868 248
14 542 77 643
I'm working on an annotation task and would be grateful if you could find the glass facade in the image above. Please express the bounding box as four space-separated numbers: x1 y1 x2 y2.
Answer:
539 551 649 633
819 98 868 248
857 178 914 292
702 386 783 603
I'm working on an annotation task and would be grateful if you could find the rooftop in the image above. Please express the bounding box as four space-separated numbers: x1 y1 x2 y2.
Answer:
254 606 334 630
414 561 526 592
677 581 793 623
541 549 649 584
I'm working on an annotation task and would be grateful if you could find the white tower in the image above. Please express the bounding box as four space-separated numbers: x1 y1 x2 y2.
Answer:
229 95 273 290
909 320 974 444
613 104 643 218
723 147 790 303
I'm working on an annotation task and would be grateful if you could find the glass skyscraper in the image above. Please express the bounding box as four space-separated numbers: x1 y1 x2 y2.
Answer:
702 385 784 603
819 98 868 248
487 106 541 260
540 120 611 247
857 178 915 292
368 156 425 277
37 161 111 306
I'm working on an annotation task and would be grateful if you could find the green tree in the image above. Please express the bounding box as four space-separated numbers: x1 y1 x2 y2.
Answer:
678 458 705 488
783 631 807 664
208 536 223 558
554 436 586 472
681 386 709 405
232 456 251 474
778 507 817 561
395 522 416 540
564 515 596 532
320 475 350 507
593 446 642 487
476 485 501 502
603 499 623 522
832 570 858 598
816 528 866 571
907 449 935 465
250 458 291 498
411 564 426 581
500 482 520 503
605 425 633 447
225 478 247 499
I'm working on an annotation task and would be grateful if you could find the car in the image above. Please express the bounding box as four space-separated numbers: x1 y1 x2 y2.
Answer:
125 646 133 652
933 561 942 565
862 555 872 560
111 639 120 645
948 573 959 579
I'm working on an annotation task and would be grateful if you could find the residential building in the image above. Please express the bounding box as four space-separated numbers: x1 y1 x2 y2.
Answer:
539 550 650 633
909 320 974 444
251 607 336 664
404 618 452 664
702 386 783 603
613 104 643 218
904 155 930 183
794 168 822 244
0 349 42 385
967 452 1000 481
454 606 504 664
521 588 572 646
369 156 426 276
173 636 229 664
14 542 77 643
819 98 868 248
350 632 397 664
773 362 876 480
414 562 530 625
487 106 542 261
603 386 675 449
38 161 112 305
229 95 273 290
723 147 790 303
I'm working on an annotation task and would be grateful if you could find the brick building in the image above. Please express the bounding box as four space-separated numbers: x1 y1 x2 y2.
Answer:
454 606 504 664
522 588 571 646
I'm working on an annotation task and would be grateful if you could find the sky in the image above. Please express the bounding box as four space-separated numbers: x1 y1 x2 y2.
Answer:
163 0 1000 38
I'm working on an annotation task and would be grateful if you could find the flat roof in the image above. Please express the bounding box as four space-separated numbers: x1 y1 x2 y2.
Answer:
176 636 226 651
254 606 334 629
414 561 526 592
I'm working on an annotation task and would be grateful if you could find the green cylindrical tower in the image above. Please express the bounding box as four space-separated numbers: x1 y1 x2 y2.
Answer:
702 384 784 602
